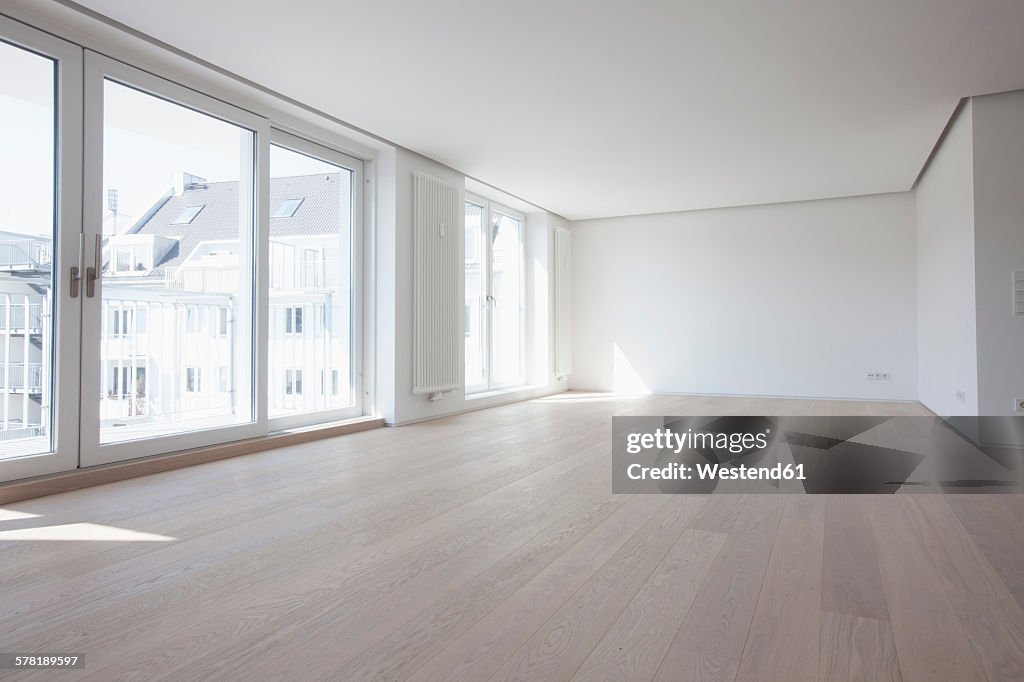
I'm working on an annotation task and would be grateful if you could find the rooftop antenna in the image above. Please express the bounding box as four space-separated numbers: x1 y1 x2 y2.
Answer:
107 189 119 235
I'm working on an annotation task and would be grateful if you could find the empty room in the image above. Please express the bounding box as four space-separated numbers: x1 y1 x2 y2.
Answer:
1 1 1024 680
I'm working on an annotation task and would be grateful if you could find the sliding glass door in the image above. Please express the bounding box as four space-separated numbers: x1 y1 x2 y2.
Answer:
79 53 267 466
465 196 525 394
0 18 82 481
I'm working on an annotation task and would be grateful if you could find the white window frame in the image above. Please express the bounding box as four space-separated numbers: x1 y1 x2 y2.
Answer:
79 52 269 468
0 17 83 483
267 130 365 430
0 9 378 483
465 193 527 394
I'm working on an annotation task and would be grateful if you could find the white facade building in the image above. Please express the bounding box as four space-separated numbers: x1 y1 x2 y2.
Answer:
0 172 351 444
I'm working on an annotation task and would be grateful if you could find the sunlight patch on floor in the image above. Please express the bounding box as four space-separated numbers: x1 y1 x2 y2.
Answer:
0 509 41 522
0 522 176 542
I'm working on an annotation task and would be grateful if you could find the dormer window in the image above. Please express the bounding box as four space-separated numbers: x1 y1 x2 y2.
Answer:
171 205 204 225
273 198 304 218
115 249 131 273
110 242 154 275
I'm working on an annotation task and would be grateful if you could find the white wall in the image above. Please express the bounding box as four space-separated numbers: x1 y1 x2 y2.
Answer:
571 193 917 400
972 91 1024 431
915 101 979 416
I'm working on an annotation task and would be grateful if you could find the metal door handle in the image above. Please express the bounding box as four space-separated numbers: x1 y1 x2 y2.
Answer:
85 234 101 298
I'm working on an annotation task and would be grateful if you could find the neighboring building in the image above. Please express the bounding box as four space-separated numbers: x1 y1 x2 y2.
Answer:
0 171 351 443
0 230 51 441
101 171 352 429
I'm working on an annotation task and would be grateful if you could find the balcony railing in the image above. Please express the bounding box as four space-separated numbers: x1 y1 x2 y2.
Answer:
164 267 241 293
0 240 51 269
0 304 44 332
0 425 44 441
0 363 44 392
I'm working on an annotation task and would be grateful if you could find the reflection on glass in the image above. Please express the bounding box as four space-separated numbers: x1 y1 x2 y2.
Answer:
464 201 486 390
268 144 354 418
491 211 523 386
0 40 56 459
100 79 255 443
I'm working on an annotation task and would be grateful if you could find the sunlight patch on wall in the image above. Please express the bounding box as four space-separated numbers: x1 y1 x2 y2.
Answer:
613 343 651 395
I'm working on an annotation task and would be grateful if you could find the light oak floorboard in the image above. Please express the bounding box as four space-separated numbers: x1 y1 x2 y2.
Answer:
0 394 1019 682
735 511 824 682
490 496 706 682
821 495 889 620
819 611 901 682
869 496 987 682
904 495 1024 681
653 494 786 682
571 529 727 682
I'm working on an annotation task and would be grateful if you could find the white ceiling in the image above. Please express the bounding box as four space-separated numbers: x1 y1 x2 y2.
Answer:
72 0 1024 220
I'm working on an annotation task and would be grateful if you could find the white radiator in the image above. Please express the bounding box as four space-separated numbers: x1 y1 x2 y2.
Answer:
413 172 462 398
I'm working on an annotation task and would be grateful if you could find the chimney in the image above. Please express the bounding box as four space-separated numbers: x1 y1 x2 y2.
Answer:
172 172 208 195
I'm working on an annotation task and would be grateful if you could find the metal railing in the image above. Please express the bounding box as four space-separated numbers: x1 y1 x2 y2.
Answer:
0 425 44 441
164 267 240 293
0 240 51 268
0 364 44 392
0 304 44 332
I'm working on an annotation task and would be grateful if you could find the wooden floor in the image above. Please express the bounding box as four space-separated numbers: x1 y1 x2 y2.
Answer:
1 394 1023 681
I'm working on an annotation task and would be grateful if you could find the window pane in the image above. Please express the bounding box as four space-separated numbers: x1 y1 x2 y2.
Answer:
491 211 523 386
0 40 56 458
464 201 486 390
100 80 255 443
268 144 354 418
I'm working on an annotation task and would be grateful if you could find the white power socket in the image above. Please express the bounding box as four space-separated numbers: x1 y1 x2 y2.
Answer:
1015 398 1024 412
866 371 892 381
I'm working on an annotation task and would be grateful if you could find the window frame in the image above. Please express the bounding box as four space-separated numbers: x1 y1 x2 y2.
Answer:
266 130 365 431
79 51 269 467
464 193 527 395
0 10 378 483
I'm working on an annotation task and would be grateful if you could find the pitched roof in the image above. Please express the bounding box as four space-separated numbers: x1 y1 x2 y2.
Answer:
105 172 343 283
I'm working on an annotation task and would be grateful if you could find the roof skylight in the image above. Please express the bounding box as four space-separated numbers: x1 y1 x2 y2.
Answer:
273 198 304 218
171 205 204 225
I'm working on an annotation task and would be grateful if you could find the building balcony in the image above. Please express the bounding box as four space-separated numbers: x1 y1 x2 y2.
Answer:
0 304 45 334
0 240 51 271
0 363 44 393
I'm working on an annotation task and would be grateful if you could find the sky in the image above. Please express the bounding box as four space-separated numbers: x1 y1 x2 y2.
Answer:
0 38 340 244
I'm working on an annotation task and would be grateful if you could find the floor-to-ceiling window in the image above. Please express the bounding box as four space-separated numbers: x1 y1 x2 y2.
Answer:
465 196 525 393
0 18 82 481
267 134 362 427
96 78 257 444
0 38 57 459
0 19 368 483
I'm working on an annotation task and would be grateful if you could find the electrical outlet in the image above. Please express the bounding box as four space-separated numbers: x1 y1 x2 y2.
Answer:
1015 398 1024 412
956 389 967 404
